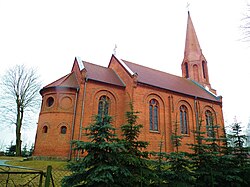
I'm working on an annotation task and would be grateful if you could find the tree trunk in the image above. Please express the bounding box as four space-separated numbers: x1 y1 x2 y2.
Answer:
15 100 22 156
16 125 21 156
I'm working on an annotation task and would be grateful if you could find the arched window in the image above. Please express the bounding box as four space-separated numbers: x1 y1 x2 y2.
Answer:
61 126 67 134
185 62 189 78
149 99 159 131
202 61 206 79
98 96 110 117
180 105 188 134
205 110 214 137
42 126 48 133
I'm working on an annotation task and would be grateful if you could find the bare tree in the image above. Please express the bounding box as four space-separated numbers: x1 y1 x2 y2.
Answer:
0 65 41 156
241 4 250 42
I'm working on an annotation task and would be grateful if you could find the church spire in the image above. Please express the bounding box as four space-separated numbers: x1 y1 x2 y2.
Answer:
184 11 202 61
182 12 216 94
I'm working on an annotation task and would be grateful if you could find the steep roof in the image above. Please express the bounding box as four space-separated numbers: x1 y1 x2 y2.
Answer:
122 59 221 102
83 61 125 87
43 72 79 89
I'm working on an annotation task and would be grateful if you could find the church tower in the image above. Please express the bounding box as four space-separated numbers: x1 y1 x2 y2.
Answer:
182 12 216 94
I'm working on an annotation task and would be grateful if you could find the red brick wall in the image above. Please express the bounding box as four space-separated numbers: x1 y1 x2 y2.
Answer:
34 60 224 159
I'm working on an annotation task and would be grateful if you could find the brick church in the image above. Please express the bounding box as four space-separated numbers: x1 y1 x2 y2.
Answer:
33 12 224 159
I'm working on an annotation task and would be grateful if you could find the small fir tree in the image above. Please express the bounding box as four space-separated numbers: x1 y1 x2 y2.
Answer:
62 114 130 187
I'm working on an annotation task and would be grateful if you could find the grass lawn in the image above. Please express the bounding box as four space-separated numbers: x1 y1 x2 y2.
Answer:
0 156 70 186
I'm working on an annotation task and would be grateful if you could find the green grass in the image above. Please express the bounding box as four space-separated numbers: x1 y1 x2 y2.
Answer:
0 156 71 186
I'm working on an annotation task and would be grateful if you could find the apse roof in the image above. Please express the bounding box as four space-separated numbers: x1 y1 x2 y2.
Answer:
43 72 79 89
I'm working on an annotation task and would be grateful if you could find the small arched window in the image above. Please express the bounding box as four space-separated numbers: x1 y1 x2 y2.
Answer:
149 99 159 131
180 105 188 134
205 110 214 137
185 62 189 78
42 126 48 133
61 126 67 134
98 96 110 117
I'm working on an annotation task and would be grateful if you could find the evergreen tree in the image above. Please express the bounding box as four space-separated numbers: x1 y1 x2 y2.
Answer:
120 102 155 186
62 114 130 187
226 122 250 186
163 117 194 186
5 141 16 156
187 119 224 187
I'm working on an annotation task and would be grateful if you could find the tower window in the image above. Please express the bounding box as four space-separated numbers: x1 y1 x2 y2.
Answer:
46 97 54 107
180 105 188 134
98 96 110 117
185 62 189 78
205 110 214 137
61 126 67 134
149 99 159 131
193 64 199 82
202 61 206 79
42 126 48 133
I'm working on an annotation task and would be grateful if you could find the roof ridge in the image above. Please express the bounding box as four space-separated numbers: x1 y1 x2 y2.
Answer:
122 59 181 78
44 73 70 88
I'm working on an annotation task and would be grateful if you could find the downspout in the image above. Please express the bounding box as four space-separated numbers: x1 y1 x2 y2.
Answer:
77 77 88 159
194 96 199 130
168 95 173 152
194 96 200 145
69 87 79 160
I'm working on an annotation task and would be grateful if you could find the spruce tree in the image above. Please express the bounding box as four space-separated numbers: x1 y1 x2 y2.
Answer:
62 114 130 187
226 122 250 186
163 117 193 186
120 102 155 186
187 119 223 187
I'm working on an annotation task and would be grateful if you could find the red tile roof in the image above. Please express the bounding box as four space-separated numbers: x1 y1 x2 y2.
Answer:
43 72 79 89
122 59 221 102
42 57 220 103
83 61 125 87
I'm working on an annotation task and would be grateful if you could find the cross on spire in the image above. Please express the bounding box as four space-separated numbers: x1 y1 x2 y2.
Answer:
186 2 190 11
113 44 117 55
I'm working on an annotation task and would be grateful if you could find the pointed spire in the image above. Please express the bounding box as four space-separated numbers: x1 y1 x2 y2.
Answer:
182 12 217 95
184 11 202 61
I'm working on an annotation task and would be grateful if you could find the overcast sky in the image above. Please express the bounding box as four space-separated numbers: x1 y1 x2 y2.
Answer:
0 0 249 148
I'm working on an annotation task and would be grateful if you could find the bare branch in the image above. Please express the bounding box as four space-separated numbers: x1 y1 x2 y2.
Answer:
0 64 41 156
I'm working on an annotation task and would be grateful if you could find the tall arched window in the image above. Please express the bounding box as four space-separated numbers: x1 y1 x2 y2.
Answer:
180 105 188 134
149 99 159 131
205 110 214 137
202 61 206 79
98 96 110 117
185 62 189 78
